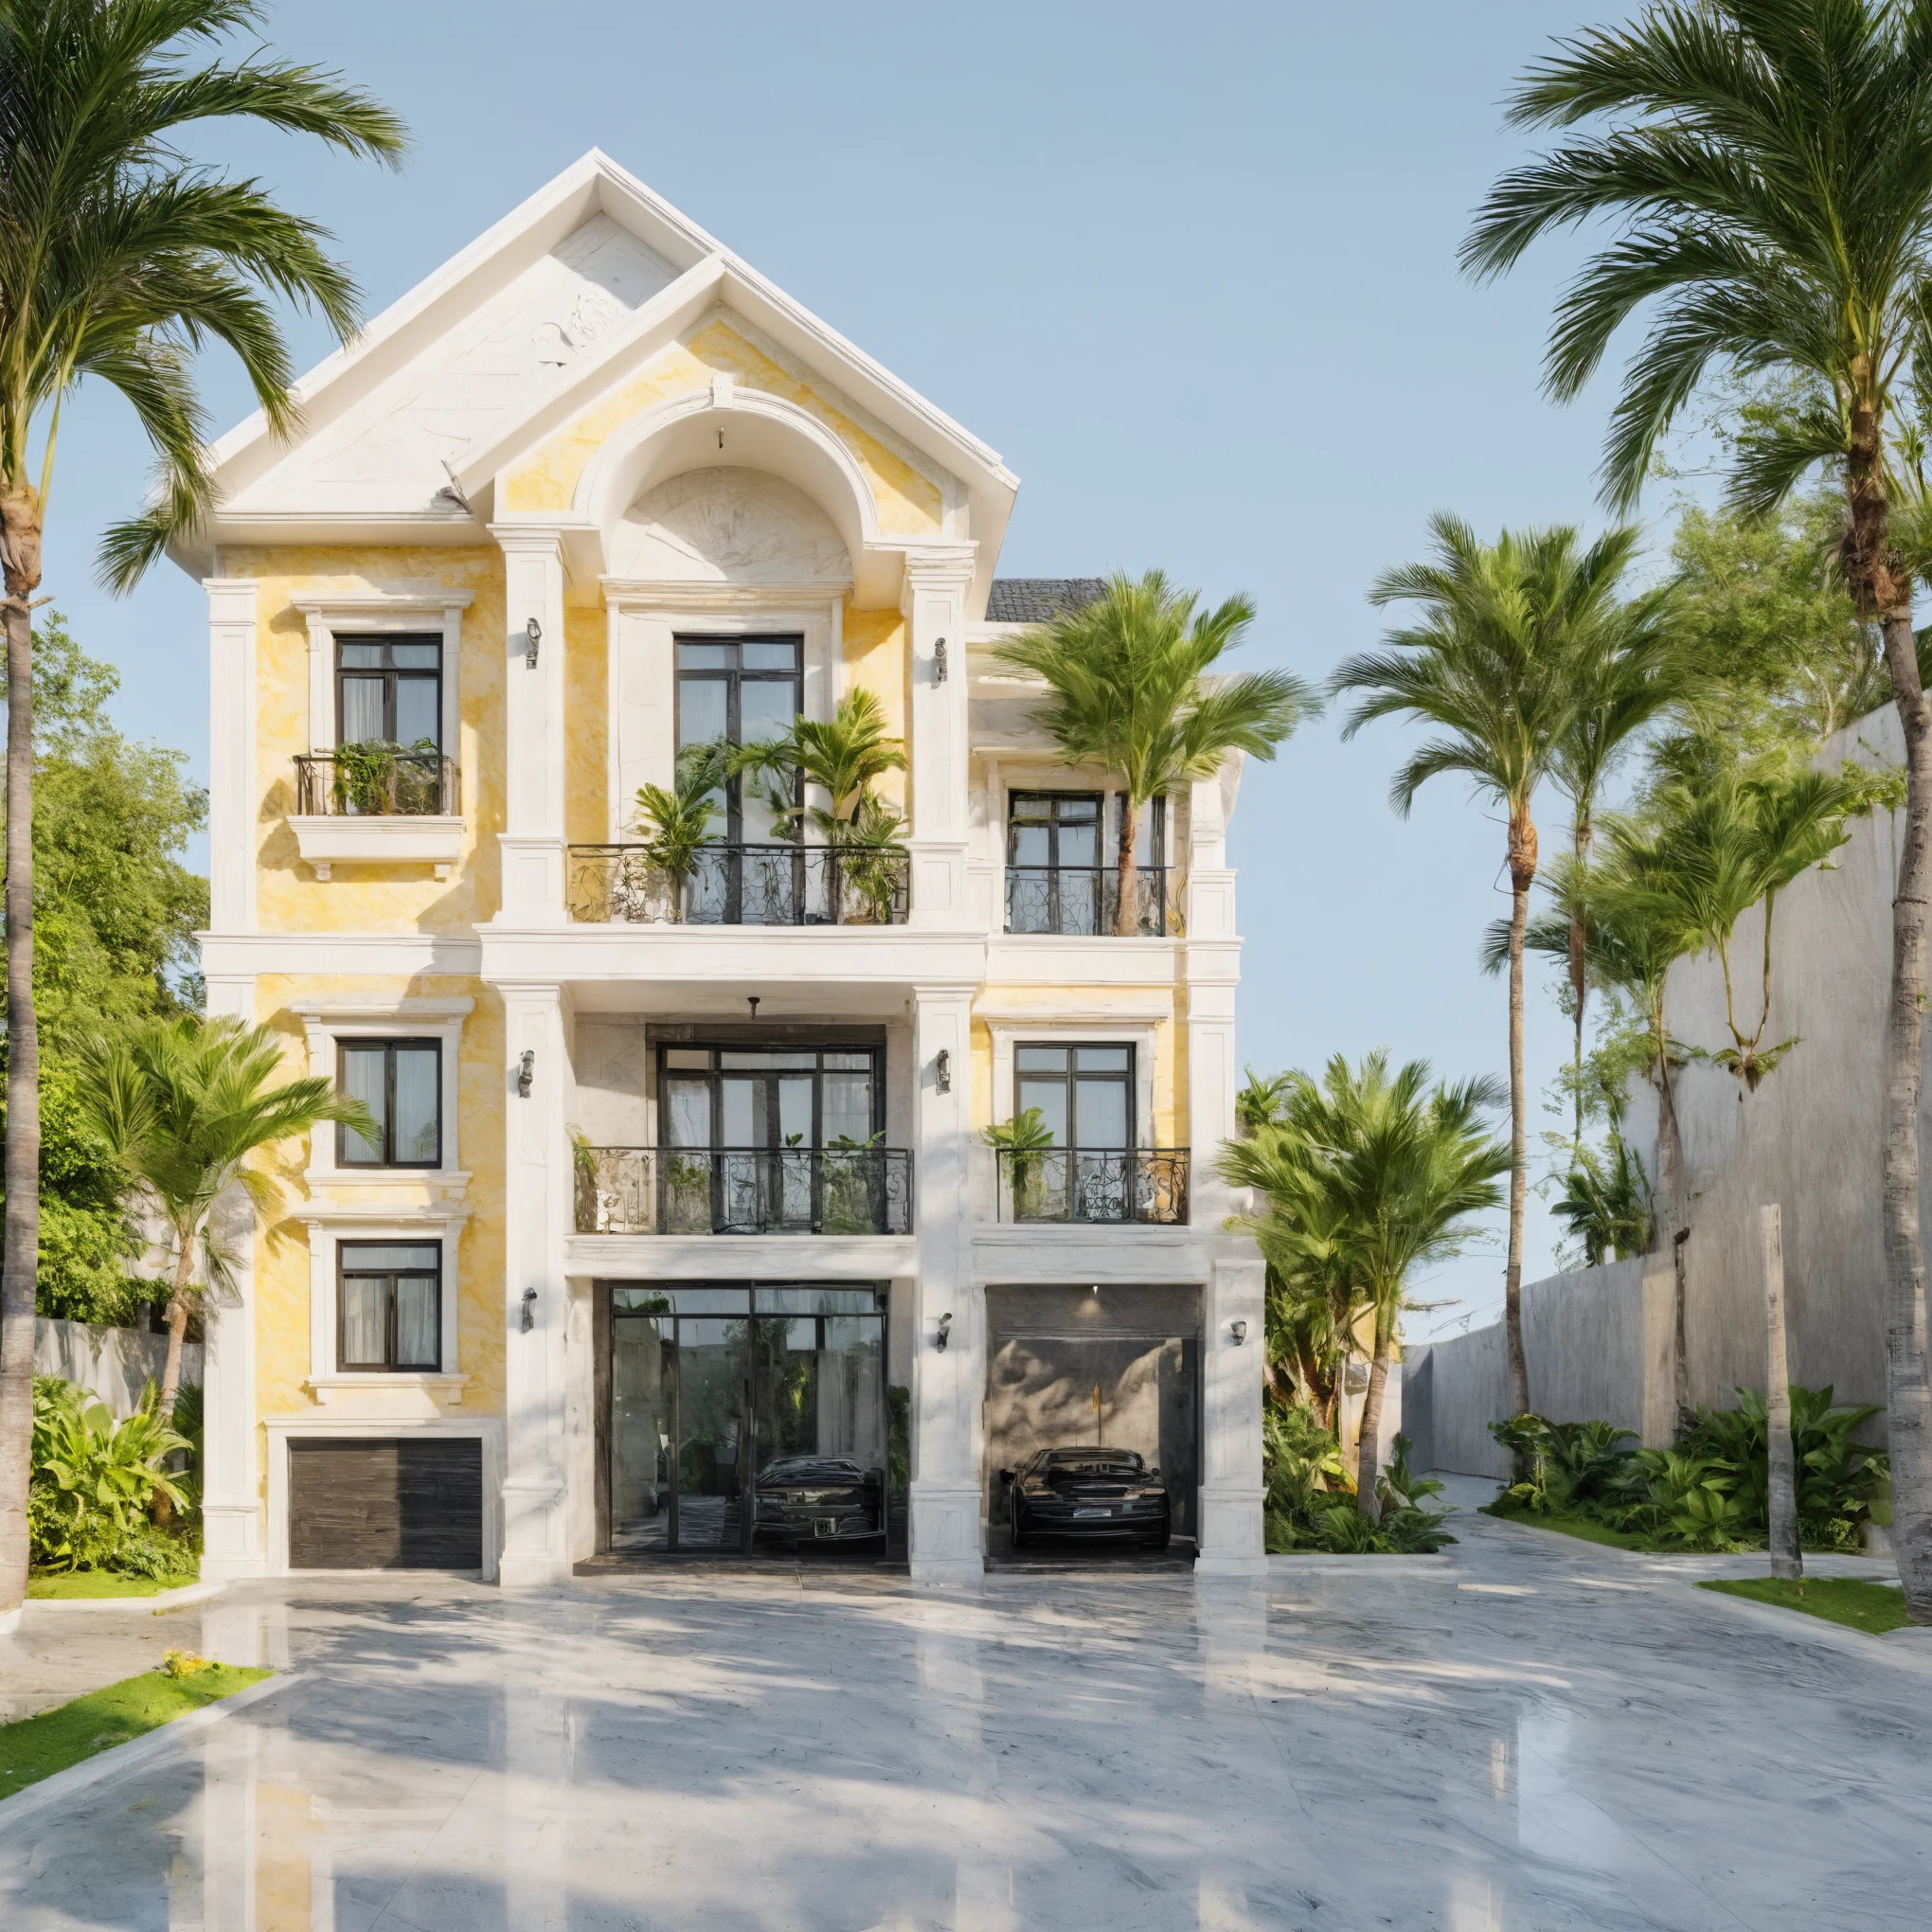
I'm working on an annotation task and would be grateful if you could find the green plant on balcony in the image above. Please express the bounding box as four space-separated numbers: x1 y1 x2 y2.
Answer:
985 1107 1055 1218
831 793 907 924
821 1132 886 1233
631 742 731 915
729 689 906 843
331 736 438 815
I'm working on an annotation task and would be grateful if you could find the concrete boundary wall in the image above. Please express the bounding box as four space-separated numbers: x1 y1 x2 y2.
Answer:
1406 1258 1668 1476
34 1318 202 1417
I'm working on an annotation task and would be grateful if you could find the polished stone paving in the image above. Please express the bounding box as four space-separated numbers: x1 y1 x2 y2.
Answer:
3 1485 1929 1930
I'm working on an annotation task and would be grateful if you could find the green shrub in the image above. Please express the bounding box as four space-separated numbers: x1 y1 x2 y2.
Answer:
1263 1407 1454 1553
1486 1387 1886 1552
28 1376 192 1574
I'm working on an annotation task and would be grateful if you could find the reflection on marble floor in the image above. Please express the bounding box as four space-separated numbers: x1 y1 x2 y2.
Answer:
3 1486 1928 1930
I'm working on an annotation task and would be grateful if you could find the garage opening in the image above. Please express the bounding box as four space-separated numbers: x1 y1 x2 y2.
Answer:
984 1284 1200 1565
288 1437 483 1570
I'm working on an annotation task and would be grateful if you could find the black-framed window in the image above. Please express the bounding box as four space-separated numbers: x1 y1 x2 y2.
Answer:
338 1242 441 1371
337 634 442 749
1008 792 1102 870
658 1045 882 1149
674 635 802 839
1016 1044 1134 1149
338 1040 441 1168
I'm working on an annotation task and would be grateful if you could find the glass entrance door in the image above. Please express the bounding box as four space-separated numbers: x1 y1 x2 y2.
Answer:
607 1283 890 1556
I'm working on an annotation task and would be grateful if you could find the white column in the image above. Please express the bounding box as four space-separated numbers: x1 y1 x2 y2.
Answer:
205 580 258 935
491 527 568 924
199 974 262 1578
910 982 982 1580
499 981 572 1585
903 551 975 929
1197 1257 1266 1575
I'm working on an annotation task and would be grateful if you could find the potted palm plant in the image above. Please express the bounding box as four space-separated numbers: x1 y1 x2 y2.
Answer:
985 1107 1056 1220
630 741 730 921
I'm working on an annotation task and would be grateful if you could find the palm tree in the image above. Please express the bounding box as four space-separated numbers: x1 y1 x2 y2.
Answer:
78 1015 374 1424
1461 0 1932 1619
1547 600 1690 1149
0 1 402 1621
730 688 905 840
1553 1136 1655 1267
1222 1053 1510 1512
1334 515 1646 1415
993 571 1314 935
632 740 731 895
1604 770 1860 1090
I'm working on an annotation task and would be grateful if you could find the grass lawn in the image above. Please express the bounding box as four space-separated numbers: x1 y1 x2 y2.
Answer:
27 1571 200 1601
1479 1504 1649 1550
0 1666 271 1798
1698 1576 1910 1635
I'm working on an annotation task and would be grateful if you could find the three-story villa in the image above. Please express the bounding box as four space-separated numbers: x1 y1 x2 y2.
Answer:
179 153 1264 1583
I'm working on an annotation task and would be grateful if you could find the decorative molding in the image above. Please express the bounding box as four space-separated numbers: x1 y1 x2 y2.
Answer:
291 997 475 1023
290 814 465 881
295 1201 473 1226
304 1372 471 1405
200 932 483 975
290 592 474 617
599 581 850 611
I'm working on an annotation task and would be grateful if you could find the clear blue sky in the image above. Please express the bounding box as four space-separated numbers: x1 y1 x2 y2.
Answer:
41 0 1662 1335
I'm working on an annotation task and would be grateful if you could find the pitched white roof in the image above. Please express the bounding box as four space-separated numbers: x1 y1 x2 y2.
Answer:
189 152 1018 603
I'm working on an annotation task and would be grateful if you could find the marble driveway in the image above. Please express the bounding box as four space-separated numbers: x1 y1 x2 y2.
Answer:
3 1491 1928 1931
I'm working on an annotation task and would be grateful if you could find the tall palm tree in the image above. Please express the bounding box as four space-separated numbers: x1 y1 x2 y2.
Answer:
78 1015 374 1423
1604 770 1860 1090
1461 0 1932 1619
1334 515 1646 1414
993 571 1314 934
0 0 403 1618
1222 1053 1510 1512
1547 601 1690 1148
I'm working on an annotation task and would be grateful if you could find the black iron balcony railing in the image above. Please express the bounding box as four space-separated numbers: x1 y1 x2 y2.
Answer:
574 1145 913 1236
993 1148 1190 1225
295 749 457 817
1004 866 1174 937
566 843 910 926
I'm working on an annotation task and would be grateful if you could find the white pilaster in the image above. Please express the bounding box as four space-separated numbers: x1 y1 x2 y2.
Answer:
499 981 573 1585
909 982 982 1580
491 527 569 924
206 580 258 935
1196 1256 1266 1574
903 551 975 929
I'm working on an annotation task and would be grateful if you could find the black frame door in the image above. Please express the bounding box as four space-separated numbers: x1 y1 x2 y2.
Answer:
673 635 803 841
603 1283 889 1556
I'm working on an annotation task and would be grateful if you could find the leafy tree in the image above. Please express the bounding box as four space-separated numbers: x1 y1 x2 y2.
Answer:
1221 1051 1510 1511
0 0 404 1621
1463 0 1932 1620
993 571 1313 934
1335 516 1651 1415
78 1016 373 1467
1 617 206 1321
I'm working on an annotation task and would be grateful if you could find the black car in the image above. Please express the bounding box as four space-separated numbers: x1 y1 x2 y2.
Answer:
1003 1446 1172 1548
753 1455 886 1545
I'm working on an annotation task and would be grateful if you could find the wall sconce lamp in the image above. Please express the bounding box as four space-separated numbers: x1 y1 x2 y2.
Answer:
525 617 542 669
935 1047 951 1093
1230 1318 1248 1346
521 1286 539 1333
517 1049 535 1098
933 637 948 684
936 1312 953 1352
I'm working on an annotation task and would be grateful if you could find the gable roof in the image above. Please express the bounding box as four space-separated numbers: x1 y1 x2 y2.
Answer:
182 152 1018 609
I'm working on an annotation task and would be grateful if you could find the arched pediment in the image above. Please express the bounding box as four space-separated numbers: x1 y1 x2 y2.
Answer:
608 468 850 585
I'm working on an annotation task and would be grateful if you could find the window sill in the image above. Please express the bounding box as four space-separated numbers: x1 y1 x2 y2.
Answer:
290 814 464 880
306 1373 469 1404
304 1169 470 1202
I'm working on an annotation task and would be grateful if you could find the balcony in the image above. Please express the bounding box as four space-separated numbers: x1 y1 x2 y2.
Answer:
574 1146 913 1236
993 1149 1190 1225
289 750 462 880
1004 867 1174 937
566 844 910 927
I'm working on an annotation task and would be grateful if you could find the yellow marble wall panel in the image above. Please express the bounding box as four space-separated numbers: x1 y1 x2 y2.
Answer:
502 318 944 537
232 547 506 932
565 606 609 843
247 975 506 1449
843 602 908 814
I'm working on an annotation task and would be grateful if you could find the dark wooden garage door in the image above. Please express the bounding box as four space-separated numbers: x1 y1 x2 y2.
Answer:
289 1438 483 1569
